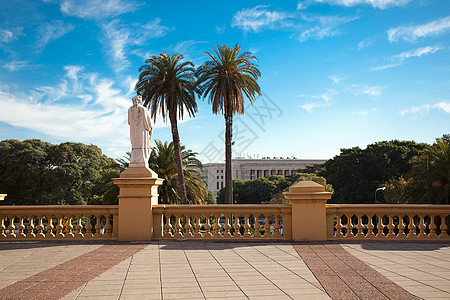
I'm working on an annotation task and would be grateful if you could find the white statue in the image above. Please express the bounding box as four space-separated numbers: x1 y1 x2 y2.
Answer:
128 95 153 168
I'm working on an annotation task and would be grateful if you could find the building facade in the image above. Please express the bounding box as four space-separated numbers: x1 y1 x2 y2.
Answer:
202 158 327 195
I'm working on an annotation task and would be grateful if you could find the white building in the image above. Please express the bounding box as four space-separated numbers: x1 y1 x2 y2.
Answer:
202 157 327 195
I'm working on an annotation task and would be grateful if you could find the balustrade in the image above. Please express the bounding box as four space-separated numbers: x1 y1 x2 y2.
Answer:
152 205 291 240
327 205 450 240
0 206 118 240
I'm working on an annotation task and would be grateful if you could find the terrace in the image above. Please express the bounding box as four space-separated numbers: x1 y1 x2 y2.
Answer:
0 167 449 299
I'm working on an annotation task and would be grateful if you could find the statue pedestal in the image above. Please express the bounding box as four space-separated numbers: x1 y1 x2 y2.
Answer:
113 167 163 241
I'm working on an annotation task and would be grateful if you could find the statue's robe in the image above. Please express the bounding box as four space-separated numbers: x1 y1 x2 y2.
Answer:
128 104 152 167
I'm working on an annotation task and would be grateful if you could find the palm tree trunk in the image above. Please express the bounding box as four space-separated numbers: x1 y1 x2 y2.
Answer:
225 115 233 204
169 112 188 204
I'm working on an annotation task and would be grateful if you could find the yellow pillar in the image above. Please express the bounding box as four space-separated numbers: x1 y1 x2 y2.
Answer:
283 181 332 241
0 194 6 201
113 167 163 241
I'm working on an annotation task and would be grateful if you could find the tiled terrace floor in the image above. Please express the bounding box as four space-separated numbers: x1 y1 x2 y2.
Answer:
0 241 448 300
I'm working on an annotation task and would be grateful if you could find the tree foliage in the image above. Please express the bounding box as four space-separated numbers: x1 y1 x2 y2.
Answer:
149 140 207 204
136 52 197 204
320 140 426 204
217 173 332 204
385 135 449 204
0 139 119 205
196 43 261 204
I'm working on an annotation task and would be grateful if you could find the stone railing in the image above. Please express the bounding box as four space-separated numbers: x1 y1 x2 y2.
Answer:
327 205 450 240
152 205 291 240
0 205 118 240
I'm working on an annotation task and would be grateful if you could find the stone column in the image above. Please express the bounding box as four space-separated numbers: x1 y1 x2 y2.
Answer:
113 167 163 241
283 181 332 241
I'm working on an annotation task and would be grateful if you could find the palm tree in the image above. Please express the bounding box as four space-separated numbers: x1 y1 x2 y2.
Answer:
136 53 197 204
149 140 206 204
196 43 261 204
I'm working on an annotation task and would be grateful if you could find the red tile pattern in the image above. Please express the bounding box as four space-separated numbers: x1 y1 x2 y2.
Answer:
0 243 146 300
293 243 420 300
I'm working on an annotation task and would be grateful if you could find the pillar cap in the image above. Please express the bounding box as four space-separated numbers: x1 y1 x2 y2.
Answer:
288 181 325 193
0 194 6 201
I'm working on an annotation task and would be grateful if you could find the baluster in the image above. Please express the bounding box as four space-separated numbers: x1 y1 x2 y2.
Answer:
386 215 396 238
397 215 406 238
242 214 250 237
439 215 449 239
84 215 93 238
0 217 6 238
93 215 102 238
213 216 221 237
204 215 212 238
65 216 74 238
36 216 45 238
233 214 240 237
428 215 438 239
273 214 282 238
74 216 84 238
264 215 271 238
185 215 193 238
224 215 232 237
27 216 36 238
355 214 364 238
335 215 344 238
254 214 261 238
375 214 384 238
193 214 202 238
55 215 64 238
6 216 16 238
17 216 26 238
345 214 353 238
104 215 112 237
417 215 427 238
174 215 183 238
46 216 55 238
407 215 417 239
366 215 375 238
164 214 174 237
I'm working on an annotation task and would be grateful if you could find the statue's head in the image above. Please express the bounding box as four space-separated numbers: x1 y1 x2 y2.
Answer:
132 95 143 106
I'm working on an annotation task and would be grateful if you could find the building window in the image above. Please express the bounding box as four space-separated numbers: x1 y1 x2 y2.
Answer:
221 176 223 179
264 170 269 177
221 170 223 173
257 170 262 178
221 182 224 188
217 176 219 179
217 182 219 189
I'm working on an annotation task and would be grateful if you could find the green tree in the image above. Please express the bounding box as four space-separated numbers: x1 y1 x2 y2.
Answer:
320 140 426 203
149 140 207 204
217 173 332 204
400 135 449 204
0 139 118 205
196 43 261 204
136 53 197 204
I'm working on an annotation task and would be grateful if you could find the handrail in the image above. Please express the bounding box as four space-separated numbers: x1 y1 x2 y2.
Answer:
326 204 450 240
0 205 118 240
153 204 292 240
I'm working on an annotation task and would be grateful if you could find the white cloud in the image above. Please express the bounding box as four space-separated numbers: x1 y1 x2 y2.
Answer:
297 14 359 42
329 74 347 85
36 20 74 50
298 0 410 10
373 45 441 71
347 84 383 97
388 16 450 42
232 5 294 32
357 38 372 50
3 60 30 72
400 102 450 116
301 93 333 112
0 29 14 43
434 102 450 113
59 0 140 20
102 18 170 72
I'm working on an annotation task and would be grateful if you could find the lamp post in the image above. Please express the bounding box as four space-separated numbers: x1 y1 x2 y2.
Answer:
375 187 386 202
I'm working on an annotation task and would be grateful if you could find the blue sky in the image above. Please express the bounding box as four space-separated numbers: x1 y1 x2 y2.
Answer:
0 0 449 163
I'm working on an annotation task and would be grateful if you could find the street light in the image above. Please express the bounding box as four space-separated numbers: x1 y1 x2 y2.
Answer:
375 187 386 202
